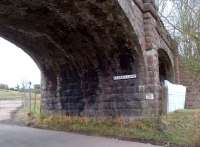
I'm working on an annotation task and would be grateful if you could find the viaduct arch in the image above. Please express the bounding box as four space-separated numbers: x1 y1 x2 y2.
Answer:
0 0 179 117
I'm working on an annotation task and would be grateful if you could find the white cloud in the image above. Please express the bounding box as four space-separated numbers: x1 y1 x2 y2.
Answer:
0 37 41 88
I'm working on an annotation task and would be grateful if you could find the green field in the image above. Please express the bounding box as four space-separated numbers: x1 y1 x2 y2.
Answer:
0 89 24 99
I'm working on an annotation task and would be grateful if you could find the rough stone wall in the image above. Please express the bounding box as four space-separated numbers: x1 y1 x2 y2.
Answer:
41 48 147 117
118 0 146 50
179 64 200 109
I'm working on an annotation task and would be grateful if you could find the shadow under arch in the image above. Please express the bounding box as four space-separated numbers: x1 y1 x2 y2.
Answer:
158 49 175 84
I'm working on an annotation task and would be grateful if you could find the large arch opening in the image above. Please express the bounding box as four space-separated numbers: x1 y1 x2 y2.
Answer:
158 49 174 84
0 37 41 122
0 0 146 117
0 37 41 87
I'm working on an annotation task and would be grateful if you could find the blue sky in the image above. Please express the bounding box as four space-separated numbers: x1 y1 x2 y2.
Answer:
0 37 41 88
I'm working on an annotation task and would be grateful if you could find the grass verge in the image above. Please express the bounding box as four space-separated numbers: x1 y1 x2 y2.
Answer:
26 109 200 147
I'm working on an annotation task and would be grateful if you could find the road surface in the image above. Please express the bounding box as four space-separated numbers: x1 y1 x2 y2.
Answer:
0 124 161 147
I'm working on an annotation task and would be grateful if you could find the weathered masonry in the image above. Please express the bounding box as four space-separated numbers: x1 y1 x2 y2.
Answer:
0 0 179 117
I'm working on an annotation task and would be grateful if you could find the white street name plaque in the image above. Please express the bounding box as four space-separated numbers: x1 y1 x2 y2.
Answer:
113 74 136 80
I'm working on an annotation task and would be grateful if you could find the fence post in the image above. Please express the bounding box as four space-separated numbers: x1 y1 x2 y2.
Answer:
23 89 26 110
29 82 32 113
34 92 36 113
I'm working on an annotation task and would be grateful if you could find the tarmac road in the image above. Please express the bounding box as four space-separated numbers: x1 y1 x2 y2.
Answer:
0 124 162 147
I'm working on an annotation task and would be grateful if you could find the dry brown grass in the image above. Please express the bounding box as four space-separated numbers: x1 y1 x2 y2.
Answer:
26 109 200 147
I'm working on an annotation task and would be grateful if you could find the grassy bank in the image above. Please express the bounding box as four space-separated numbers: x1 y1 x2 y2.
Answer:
26 109 200 147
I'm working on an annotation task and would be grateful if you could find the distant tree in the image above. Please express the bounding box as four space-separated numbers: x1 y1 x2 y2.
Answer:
15 84 20 91
0 83 9 90
9 88 15 91
34 84 40 90
20 80 30 92
157 0 200 72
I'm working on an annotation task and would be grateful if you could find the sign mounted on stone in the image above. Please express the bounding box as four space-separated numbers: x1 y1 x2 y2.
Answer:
146 93 154 100
113 74 137 80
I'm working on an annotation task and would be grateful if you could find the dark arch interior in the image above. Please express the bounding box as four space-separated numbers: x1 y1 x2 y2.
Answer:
158 49 174 84
0 0 146 117
119 49 136 74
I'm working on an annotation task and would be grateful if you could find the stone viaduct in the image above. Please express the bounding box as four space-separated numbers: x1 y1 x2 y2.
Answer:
0 0 179 117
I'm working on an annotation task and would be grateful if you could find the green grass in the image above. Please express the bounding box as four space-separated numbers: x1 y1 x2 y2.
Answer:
31 116 165 142
161 109 200 145
27 109 200 146
30 97 41 115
